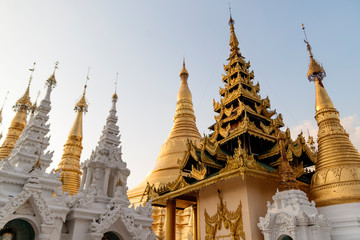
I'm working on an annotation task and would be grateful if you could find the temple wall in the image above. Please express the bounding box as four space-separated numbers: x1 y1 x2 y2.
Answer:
198 175 278 240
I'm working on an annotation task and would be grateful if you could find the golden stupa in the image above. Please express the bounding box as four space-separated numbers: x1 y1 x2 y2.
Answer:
0 69 34 160
56 84 88 195
128 61 201 203
303 26 360 206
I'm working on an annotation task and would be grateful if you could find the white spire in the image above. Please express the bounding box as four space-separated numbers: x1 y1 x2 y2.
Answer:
80 93 129 201
8 70 57 172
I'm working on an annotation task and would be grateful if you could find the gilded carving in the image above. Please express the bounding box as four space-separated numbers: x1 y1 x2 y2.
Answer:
204 192 245 240
190 163 207 180
220 140 266 174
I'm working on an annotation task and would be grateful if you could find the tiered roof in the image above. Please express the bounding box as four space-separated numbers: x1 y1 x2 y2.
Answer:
149 17 316 206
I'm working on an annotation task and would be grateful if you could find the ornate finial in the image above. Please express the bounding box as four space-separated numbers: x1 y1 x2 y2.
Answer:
46 61 59 87
74 68 89 112
302 24 326 82
31 90 41 113
179 58 189 79
28 62 36 85
228 8 239 54
228 2 235 26
53 61 59 74
113 73 118 100
84 67 90 94
302 24 313 58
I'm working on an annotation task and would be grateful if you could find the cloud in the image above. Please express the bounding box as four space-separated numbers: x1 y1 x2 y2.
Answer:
289 115 360 151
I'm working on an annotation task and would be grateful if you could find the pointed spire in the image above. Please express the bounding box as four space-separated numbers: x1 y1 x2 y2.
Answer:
170 60 200 139
112 73 119 100
228 8 240 54
179 58 189 80
303 25 360 206
57 70 89 195
0 63 35 160
177 58 192 102
14 63 35 111
79 91 127 196
128 61 201 202
8 66 57 172
302 24 333 112
302 24 326 82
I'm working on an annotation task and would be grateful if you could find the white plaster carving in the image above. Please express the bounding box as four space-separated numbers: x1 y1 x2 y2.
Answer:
258 189 331 240
0 187 55 225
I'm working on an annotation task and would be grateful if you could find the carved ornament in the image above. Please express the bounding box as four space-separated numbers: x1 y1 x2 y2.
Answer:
220 140 267 174
204 192 245 240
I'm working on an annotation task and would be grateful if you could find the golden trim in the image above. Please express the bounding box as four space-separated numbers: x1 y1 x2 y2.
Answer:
204 192 245 240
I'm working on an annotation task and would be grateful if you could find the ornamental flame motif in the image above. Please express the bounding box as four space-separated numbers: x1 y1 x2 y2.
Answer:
204 192 245 240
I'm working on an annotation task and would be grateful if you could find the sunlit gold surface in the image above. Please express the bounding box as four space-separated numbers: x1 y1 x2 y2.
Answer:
128 62 201 202
276 130 299 191
307 60 360 206
0 85 32 160
56 88 87 195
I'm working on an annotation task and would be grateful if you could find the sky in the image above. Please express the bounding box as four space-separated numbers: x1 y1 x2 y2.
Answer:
0 1 359 189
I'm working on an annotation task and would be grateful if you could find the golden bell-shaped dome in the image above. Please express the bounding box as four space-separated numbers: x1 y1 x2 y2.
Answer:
302 27 360 206
128 61 201 203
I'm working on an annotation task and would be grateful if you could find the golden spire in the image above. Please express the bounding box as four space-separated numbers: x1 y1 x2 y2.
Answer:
169 59 200 139
276 129 298 191
0 63 34 160
303 25 360 206
128 61 201 202
228 8 240 54
56 71 89 195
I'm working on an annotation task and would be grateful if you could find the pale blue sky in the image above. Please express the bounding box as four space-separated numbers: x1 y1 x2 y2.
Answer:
0 1 359 188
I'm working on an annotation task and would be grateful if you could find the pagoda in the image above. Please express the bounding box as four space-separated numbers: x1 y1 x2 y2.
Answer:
56 82 88 195
128 61 201 239
0 64 34 160
148 16 316 240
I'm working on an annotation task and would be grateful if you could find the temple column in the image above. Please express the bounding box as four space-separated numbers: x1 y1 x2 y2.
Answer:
192 205 197 240
103 168 111 195
85 168 93 190
165 199 176 240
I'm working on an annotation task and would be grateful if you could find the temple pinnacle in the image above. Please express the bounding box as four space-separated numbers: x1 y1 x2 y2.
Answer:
303 26 360 206
302 24 326 82
179 58 189 80
57 71 89 195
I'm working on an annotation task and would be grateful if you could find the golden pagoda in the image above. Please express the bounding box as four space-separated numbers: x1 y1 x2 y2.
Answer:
144 16 316 240
0 67 34 160
128 60 201 203
56 84 88 195
303 25 360 206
